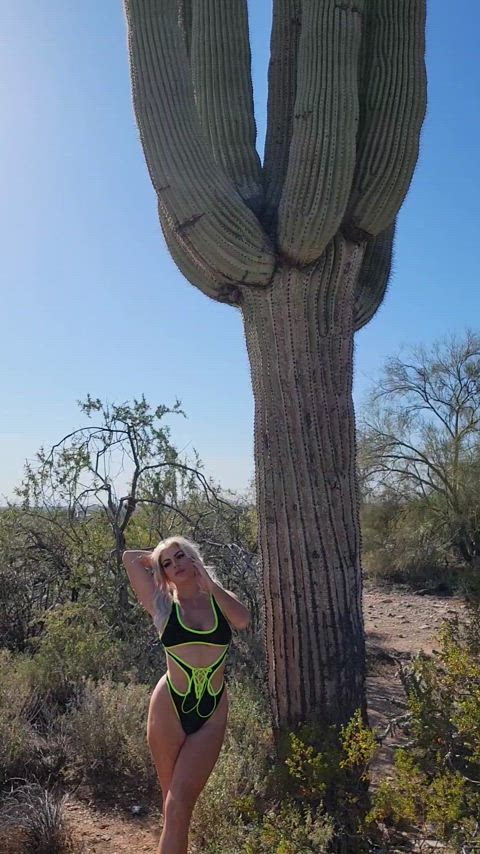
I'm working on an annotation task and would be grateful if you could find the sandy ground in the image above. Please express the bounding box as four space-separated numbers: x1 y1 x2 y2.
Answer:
64 800 162 853
1 585 467 853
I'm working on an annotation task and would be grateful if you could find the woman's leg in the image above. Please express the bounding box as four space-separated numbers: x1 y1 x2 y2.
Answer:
159 690 228 854
147 675 186 813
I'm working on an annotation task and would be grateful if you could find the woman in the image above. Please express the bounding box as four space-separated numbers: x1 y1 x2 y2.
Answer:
122 536 251 854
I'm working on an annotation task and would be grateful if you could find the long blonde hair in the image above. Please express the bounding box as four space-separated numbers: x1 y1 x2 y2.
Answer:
150 536 219 634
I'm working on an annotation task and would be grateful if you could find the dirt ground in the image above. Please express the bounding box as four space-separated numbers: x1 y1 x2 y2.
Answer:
2 584 468 853
64 799 162 853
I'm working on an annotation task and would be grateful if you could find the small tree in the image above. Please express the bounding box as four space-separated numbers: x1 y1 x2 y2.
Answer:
13 395 222 618
359 331 480 570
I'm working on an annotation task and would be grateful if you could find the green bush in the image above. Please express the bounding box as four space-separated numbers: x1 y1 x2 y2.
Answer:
276 710 378 851
361 499 459 590
191 680 366 853
0 650 39 787
28 603 128 699
366 607 480 851
61 677 156 793
244 799 335 854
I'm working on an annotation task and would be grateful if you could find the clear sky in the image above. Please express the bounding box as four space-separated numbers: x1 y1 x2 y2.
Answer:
1 1 479 500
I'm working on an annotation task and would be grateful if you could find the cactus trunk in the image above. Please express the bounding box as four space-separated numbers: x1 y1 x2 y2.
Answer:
242 238 366 730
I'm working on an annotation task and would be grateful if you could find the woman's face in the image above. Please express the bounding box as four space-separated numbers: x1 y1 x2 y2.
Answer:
160 543 196 585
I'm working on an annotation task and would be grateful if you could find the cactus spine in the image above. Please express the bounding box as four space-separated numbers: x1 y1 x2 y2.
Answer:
125 0 427 733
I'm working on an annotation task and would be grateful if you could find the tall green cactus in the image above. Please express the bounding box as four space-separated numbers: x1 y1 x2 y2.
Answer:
124 0 426 734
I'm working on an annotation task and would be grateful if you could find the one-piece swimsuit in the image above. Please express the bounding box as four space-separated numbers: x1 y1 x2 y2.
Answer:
160 593 232 735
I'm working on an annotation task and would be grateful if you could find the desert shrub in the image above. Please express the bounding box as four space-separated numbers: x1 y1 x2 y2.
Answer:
191 678 275 850
62 677 156 793
193 800 334 854
366 750 479 851
277 710 378 852
361 499 459 591
112 604 168 686
227 626 266 689
0 650 39 787
405 613 480 777
191 681 373 853
192 698 336 853
0 783 76 854
273 709 377 807
28 603 128 701
366 607 480 851
0 650 73 791
243 800 335 854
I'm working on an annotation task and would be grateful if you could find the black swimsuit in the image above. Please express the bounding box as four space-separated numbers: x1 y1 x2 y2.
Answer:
160 593 232 735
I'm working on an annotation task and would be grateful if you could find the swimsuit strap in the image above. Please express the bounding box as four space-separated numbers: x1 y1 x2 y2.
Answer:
166 646 228 713
167 646 228 680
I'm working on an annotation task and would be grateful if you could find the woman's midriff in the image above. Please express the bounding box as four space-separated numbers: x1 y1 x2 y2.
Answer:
165 642 227 694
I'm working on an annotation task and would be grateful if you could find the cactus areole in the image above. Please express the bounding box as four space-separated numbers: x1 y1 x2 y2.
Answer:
124 0 427 734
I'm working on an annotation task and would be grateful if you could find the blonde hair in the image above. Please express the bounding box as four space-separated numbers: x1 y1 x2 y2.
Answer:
150 536 219 634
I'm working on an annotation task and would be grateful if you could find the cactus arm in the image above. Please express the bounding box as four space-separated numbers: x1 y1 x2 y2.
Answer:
262 0 301 237
190 0 263 215
276 0 364 266
124 0 275 291
353 222 395 331
159 204 241 306
345 0 427 239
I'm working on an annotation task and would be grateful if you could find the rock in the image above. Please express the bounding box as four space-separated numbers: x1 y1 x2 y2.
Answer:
131 804 147 817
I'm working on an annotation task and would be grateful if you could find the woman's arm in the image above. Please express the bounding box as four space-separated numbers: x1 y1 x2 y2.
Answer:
210 581 251 631
122 550 157 617
191 558 251 630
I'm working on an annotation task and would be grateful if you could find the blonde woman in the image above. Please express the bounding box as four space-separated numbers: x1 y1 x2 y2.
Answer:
122 537 250 854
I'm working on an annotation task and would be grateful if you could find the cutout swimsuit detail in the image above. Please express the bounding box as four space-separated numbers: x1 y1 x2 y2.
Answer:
160 593 232 735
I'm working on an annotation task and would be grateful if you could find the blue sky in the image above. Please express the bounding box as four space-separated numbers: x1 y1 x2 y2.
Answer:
1 1 479 500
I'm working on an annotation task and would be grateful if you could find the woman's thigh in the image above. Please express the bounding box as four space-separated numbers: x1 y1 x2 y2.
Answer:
166 689 229 809
147 674 186 800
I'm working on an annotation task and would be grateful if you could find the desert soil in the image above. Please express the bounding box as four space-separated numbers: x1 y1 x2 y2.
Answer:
4 585 468 853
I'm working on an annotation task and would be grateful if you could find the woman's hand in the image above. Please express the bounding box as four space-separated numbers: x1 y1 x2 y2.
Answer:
137 551 153 569
192 559 215 594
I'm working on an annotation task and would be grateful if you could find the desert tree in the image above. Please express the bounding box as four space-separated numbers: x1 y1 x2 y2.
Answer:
14 395 225 615
359 331 480 569
123 0 427 733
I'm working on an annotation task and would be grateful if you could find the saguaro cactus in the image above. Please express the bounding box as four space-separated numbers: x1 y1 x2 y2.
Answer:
124 0 427 734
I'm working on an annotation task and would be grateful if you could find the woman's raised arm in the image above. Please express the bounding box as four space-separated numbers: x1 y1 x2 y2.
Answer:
122 550 157 617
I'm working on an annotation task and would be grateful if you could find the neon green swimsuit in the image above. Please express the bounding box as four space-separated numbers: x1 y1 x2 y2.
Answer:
160 594 232 735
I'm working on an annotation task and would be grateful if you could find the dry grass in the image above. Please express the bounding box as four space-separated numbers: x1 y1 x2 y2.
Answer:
62 678 156 794
0 783 79 854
